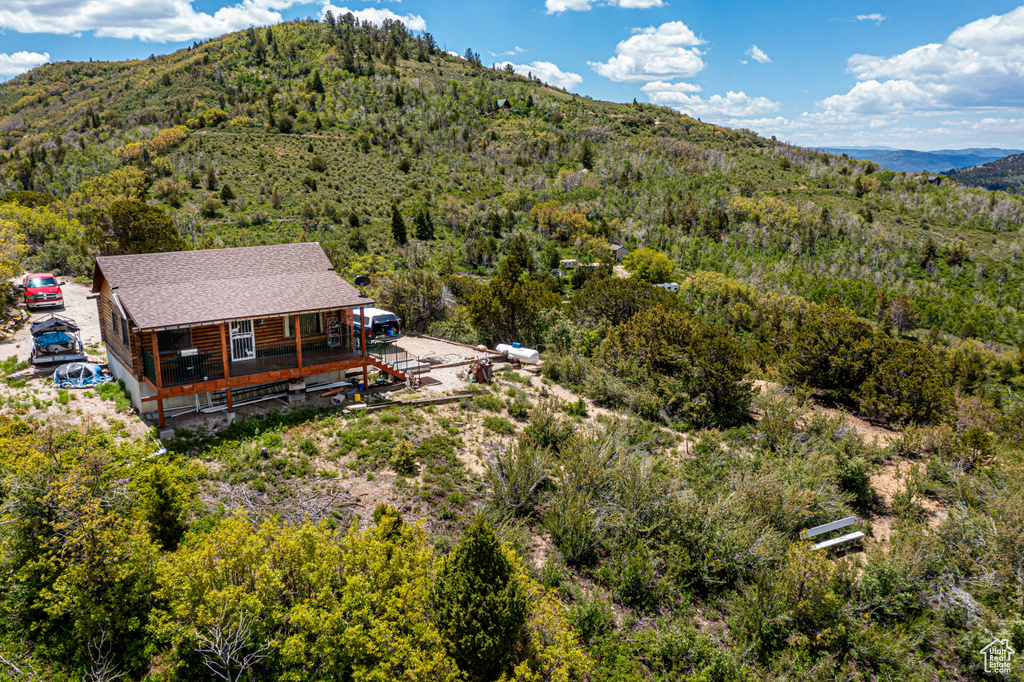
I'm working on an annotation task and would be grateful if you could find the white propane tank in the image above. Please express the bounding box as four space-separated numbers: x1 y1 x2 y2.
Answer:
496 344 540 364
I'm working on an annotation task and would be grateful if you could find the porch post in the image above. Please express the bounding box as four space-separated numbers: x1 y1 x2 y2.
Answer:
150 332 166 428
359 307 367 357
220 323 230 378
150 331 163 389
359 306 368 389
220 323 233 417
295 314 303 368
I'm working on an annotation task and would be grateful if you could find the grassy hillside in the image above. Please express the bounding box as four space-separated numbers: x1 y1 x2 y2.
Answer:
1 15 1024 682
3 18 1024 343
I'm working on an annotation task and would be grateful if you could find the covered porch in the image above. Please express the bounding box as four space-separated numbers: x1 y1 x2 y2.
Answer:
139 307 378 428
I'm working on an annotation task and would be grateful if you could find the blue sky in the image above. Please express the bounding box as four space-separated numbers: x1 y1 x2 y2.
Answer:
2 0 1024 150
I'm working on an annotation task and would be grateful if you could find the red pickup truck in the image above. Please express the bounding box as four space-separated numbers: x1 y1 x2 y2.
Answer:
20 273 66 310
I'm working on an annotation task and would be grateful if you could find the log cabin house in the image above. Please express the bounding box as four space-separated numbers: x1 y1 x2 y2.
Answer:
91 243 403 428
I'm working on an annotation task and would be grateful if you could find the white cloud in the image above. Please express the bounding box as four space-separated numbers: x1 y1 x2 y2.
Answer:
499 60 582 91
0 0 425 43
0 0 312 43
546 0 663 12
490 46 525 57
820 79 933 114
320 4 426 31
614 0 665 7
589 21 705 82
640 80 702 94
949 5 1024 48
824 6 1024 113
746 44 771 64
643 85 781 118
856 13 885 24
546 0 592 11
0 50 49 76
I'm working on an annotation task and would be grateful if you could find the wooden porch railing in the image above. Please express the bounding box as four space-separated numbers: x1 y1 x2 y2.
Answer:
146 332 364 389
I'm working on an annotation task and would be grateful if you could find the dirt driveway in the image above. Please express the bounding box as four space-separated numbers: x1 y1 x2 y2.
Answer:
0 278 151 439
1 279 104 365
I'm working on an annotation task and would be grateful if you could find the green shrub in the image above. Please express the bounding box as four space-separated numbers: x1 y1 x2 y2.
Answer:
783 305 875 399
507 398 530 419
858 338 954 425
638 622 738 680
613 543 665 613
199 197 221 217
474 393 505 412
96 380 132 412
390 439 417 473
564 397 588 418
546 487 603 565
485 442 549 514
297 437 319 456
484 415 516 435
521 400 576 454
569 592 615 644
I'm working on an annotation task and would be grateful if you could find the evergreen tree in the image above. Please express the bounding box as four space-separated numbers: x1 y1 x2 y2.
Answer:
310 68 325 94
205 166 217 191
487 211 502 238
432 516 528 681
505 232 535 273
137 464 190 551
219 184 234 202
578 137 594 170
391 202 407 244
414 208 434 240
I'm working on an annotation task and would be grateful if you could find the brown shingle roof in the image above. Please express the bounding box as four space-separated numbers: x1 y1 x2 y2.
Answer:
94 243 374 330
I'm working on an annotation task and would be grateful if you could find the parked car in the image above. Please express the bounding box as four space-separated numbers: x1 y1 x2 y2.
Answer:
20 272 65 310
354 307 403 340
656 282 680 294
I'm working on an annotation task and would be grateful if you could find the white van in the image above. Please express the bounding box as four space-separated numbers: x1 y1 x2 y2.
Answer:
656 282 679 294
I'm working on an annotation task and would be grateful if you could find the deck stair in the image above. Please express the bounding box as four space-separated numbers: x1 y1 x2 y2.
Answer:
366 340 430 381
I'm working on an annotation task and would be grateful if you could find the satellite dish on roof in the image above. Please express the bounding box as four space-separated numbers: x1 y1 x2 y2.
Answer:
354 275 371 295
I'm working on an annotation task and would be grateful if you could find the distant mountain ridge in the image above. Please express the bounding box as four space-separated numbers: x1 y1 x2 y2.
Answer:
946 152 1024 194
816 146 1023 173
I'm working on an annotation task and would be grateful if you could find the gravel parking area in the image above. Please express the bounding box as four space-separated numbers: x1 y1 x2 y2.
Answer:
1 279 103 364
394 335 497 395
394 335 484 365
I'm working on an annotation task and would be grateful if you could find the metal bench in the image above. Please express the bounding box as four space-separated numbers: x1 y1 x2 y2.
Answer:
800 516 865 550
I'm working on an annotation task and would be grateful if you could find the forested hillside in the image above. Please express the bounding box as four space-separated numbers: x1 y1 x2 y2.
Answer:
1 14 1024 682
948 152 1024 194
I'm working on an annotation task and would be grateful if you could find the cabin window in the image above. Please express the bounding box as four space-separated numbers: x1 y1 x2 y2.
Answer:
121 316 130 346
157 328 192 353
111 311 119 339
284 313 323 337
